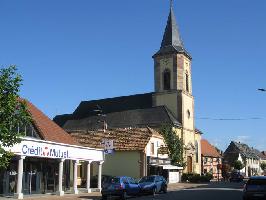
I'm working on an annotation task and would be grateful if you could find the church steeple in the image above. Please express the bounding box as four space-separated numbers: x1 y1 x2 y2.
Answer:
153 0 191 59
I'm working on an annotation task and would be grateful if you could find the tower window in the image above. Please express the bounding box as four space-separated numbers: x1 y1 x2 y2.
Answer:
195 141 199 163
185 72 189 92
163 69 171 90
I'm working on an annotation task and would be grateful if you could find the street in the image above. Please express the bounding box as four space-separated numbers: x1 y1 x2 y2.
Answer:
130 182 243 200
12 182 243 200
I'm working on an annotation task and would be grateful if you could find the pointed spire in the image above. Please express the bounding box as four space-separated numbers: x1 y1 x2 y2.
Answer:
161 0 184 49
153 0 191 59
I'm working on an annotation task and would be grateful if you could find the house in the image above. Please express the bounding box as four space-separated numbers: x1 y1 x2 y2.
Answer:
223 141 260 177
259 151 266 175
54 2 202 175
201 139 222 180
0 100 104 199
70 127 182 183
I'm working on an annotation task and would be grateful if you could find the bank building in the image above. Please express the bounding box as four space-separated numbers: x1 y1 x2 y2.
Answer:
0 100 104 199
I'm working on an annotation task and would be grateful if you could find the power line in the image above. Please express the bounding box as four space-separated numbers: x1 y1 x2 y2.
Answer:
195 117 264 121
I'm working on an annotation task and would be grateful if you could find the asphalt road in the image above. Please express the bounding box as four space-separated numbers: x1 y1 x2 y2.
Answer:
3 182 243 200
129 182 244 200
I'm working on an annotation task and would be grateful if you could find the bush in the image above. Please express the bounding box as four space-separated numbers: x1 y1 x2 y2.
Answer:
181 173 195 182
182 173 212 183
188 174 201 183
205 172 213 180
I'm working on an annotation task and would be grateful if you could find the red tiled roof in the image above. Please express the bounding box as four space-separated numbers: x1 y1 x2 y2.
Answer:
201 139 222 158
70 127 162 151
25 100 79 145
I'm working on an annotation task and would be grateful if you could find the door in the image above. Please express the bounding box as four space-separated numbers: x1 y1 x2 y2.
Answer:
187 156 193 173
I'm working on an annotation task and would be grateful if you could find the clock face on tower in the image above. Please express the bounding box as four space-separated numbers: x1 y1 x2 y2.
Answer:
162 58 170 66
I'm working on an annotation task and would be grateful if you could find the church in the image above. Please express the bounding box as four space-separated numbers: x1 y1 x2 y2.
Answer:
54 2 202 175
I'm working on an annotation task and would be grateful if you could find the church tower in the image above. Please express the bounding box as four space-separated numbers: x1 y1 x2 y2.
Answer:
152 1 201 174
152 2 194 131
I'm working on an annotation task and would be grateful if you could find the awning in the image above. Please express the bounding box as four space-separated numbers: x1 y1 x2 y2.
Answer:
150 164 183 170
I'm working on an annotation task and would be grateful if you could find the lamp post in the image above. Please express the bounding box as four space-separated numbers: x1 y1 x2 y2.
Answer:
258 88 266 92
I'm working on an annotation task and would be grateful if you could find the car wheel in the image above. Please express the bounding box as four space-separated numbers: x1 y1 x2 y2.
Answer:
152 187 157 197
121 191 127 200
163 186 167 193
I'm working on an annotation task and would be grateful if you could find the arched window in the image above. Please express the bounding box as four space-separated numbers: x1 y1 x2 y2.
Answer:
163 69 171 90
195 141 199 163
185 71 189 92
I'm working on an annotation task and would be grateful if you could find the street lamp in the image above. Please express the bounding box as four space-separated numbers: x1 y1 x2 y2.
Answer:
258 88 266 92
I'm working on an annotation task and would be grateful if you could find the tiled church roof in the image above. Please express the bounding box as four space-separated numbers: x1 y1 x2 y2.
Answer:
63 106 181 131
54 93 154 126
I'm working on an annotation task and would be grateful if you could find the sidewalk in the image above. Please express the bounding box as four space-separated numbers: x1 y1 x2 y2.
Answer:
0 183 209 200
168 182 209 191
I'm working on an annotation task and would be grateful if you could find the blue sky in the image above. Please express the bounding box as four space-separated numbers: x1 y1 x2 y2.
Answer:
1 0 266 151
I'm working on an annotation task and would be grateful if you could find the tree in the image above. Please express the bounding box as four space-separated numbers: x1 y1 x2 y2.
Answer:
233 160 244 171
260 162 266 171
0 65 31 169
221 163 231 181
160 124 186 167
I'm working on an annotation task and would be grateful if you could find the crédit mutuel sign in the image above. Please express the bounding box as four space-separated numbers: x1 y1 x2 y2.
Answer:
4 138 104 161
22 144 69 159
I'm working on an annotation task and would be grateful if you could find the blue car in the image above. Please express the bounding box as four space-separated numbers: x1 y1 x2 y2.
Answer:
101 176 140 200
139 175 167 196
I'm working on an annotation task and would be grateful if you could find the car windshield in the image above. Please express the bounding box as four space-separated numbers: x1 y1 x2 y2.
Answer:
139 176 155 183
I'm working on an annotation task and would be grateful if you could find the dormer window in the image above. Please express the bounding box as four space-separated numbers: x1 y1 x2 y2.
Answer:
17 123 40 139
163 69 171 90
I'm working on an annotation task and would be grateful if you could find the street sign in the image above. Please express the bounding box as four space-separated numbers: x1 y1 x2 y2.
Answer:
157 146 168 155
102 139 115 154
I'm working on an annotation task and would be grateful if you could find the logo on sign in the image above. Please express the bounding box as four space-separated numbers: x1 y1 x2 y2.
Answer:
22 145 69 158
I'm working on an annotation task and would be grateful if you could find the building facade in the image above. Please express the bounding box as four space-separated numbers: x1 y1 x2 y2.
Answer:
223 141 260 177
201 139 222 180
70 127 182 184
0 100 104 199
259 151 266 175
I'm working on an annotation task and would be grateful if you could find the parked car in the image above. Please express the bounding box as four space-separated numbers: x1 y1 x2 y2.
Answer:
90 175 113 188
229 171 244 182
243 176 266 200
101 176 140 200
138 175 167 196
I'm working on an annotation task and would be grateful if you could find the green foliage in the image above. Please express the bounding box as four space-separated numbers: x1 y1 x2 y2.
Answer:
260 162 266 171
0 65 31 169
181 173 212 183
233 160 244 171
160 124 185 167
181 173 194 182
